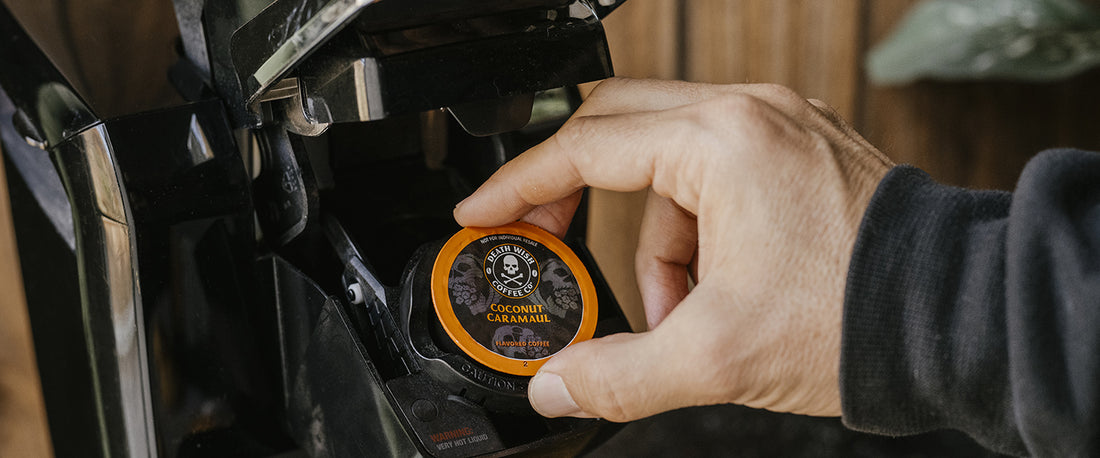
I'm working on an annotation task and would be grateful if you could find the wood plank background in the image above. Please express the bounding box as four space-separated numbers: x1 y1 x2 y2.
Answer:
0 143 53 457
590 0 1100 331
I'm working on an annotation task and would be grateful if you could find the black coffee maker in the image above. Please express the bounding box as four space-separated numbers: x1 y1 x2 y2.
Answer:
0 0 632 456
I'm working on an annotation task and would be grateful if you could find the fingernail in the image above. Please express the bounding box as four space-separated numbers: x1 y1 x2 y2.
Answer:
454 198 468 210
528 373 595 418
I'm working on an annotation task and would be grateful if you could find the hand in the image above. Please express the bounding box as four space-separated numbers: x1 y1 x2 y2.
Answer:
453 78 893 421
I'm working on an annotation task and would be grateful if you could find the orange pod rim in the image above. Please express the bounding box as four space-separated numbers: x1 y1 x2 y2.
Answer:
430 222 598 376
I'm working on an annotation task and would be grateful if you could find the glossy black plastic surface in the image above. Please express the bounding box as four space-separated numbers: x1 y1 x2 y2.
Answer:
106 102 295 456
0 3 96 148
297 1 613 124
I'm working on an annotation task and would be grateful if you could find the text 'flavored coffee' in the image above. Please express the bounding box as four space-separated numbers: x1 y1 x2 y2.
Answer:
430 222 598 376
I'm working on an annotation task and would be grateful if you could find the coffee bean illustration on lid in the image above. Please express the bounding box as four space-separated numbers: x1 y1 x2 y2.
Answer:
431 222 598 376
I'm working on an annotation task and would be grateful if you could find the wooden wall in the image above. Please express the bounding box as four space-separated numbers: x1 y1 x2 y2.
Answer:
589 0 1100 331
0 144 53 457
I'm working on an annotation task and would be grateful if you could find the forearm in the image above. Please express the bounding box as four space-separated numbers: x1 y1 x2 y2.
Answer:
840 149 1100 457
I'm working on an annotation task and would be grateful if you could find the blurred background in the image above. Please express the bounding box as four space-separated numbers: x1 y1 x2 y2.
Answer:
590 0 1100 332
3 0 1099 456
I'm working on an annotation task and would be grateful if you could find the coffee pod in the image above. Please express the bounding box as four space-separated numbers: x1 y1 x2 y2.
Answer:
430 222 598 376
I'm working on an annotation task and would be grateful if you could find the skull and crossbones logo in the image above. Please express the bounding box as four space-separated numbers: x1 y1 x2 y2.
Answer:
485 244 537 298
500 255 524 286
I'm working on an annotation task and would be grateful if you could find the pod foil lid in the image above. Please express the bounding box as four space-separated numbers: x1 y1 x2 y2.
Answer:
431 222 598 376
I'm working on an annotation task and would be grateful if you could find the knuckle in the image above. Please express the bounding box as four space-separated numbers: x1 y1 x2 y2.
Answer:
552 117 597 168
809 127 832 147
588 76 631 99
806 129 836 158
553 117 592 155
705 93 762 119
755 83 818 117
684 94 766 149
755 83 802 103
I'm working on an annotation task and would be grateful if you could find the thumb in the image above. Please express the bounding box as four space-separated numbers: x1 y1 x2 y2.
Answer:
527 311 719 422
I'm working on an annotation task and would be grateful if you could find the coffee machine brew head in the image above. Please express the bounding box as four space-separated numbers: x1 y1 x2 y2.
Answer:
178 0 625 135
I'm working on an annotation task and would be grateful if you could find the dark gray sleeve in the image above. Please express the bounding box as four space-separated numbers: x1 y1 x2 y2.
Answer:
839 149 1100 457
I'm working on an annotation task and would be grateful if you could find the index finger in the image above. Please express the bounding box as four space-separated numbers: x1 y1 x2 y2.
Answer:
453 80 829 228
453 79 725 229
453 109 671 227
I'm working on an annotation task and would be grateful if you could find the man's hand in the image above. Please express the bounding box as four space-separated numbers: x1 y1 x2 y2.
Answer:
453 78 892 422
